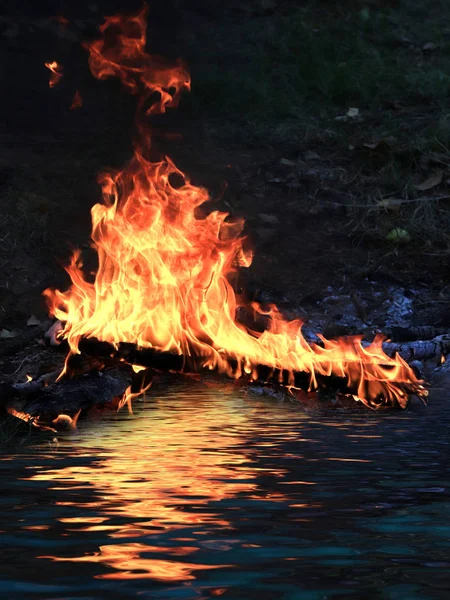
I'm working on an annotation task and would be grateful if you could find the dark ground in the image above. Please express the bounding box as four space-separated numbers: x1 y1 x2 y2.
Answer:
1 0 450 344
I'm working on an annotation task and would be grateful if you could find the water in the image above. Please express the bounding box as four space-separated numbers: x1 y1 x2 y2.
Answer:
1 378 449 599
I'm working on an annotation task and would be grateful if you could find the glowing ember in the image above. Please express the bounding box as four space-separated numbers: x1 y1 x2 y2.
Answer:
45 60 63 88
43 6 427 409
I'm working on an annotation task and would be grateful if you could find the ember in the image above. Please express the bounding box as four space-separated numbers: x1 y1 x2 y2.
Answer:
43 6 427 409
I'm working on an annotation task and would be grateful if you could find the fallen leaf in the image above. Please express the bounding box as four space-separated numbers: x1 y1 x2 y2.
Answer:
363 139 392 151
304 150 320 161
280 158 296 166
377 198 404 212
386 228 411 244
27 315 41 326
0 328 17 339
346 107 360 118
364 142 380 150
415 169 443 191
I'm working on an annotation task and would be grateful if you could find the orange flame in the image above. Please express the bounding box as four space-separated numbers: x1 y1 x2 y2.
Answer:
51 15 69 27
45 61 63 88
118 380 152 414
43 7 426 409
82 5 190 118
7 407 57 432
70 89 83 110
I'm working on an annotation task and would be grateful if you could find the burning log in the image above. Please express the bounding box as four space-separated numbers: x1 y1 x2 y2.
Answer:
73 338 424 410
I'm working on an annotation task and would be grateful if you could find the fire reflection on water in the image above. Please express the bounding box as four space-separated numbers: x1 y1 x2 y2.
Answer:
28 384 293 582
3 383 447 598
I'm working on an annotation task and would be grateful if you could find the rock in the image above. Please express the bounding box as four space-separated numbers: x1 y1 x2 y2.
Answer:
258 213 280 225
431 360 450 387
27 315 41 327
45 320 63 346
423 42 438 51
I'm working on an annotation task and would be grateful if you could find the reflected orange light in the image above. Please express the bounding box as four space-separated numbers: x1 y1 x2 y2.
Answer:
41 543 230 582
70 89 82 110
327 457 372 463
29 397 289 581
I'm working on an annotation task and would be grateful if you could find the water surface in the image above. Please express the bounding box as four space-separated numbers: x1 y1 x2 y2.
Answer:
1 378 449 599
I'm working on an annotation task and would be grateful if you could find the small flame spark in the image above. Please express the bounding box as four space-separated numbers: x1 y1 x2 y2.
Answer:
45 61 63 88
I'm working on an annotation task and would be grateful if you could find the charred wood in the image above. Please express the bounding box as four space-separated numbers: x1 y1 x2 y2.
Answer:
7 368 131 422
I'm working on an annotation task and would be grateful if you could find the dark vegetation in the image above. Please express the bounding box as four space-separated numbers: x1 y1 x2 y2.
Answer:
1 0 450 336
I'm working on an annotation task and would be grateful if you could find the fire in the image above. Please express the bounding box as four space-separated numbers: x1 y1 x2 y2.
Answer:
118 380 152 414
70 90 83 110
7 407 57 432
44 60 63 88
43 6 426 409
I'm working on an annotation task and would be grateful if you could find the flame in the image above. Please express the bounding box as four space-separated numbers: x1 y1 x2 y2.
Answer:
118 380 152 414
7 407 57 432
43 7 426 409
7 407 35 425
51 15 69 27
44 61 63 88
82 5 190 118
52 408 81 430
70 89 83 110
